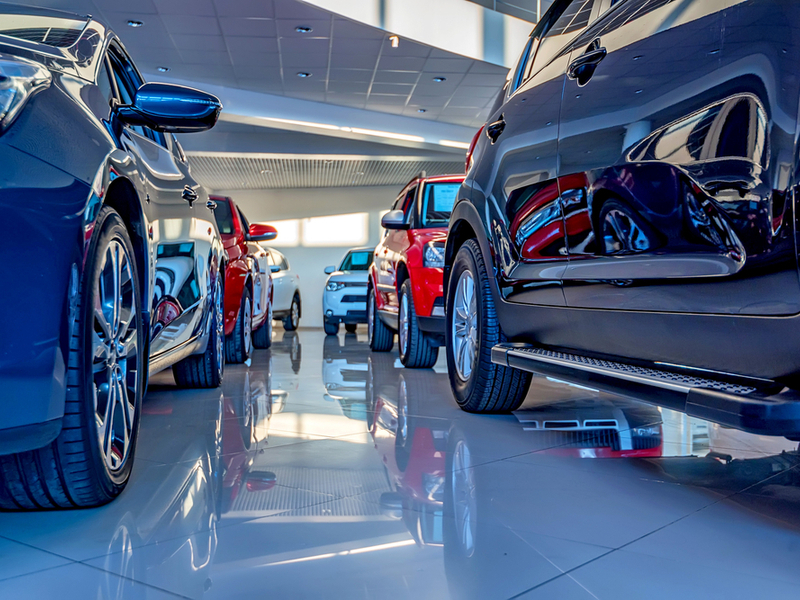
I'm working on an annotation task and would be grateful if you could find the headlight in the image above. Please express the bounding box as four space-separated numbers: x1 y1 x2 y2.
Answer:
0 55 51 134
423 242 445 268
632 425 661 437
326 281 345 292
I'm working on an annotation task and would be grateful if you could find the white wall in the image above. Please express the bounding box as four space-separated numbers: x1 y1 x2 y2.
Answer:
215 186 400 328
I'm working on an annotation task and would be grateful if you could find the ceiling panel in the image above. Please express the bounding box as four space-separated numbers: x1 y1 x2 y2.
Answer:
187 153 464 190
13 0 510 129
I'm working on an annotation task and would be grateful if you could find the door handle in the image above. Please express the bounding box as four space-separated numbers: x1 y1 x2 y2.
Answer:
206 199 217 210
182 186 198 207
568 41 607 85
486 115 506 144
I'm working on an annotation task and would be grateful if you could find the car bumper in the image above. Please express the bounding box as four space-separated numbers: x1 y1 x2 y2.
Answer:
323 287 368 323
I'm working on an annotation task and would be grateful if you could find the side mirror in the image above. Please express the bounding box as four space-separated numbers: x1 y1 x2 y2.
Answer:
248 223 278 242
324 265 336 275
116 82 222 133
381 209 409 230
270 265 281 273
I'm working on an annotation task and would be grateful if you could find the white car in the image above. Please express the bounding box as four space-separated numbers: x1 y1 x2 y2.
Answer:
323 247 374 335
263 247 302 331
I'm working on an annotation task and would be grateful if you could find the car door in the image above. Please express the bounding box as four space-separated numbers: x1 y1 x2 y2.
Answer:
470 0 604 308
376 184 416 314
106 44 214 355
557 0 800 315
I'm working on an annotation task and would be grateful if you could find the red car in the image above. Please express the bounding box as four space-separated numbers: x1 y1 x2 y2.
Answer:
368 173 465 368
211 196 277 363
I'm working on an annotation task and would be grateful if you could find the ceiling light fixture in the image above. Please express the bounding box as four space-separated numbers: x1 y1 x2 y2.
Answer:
260 169 272 174
432 76 446 82
440 140 470 150
157 66 170 72
417 109 426 113
127 20 144 27
295 26 313 33
297 72 312 78
389 35 399 48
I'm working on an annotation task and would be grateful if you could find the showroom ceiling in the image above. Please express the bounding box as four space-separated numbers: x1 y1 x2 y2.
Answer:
22 0 509 128
187 153 464 190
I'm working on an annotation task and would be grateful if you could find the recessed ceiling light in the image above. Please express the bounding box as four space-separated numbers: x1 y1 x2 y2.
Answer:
389 35 399 48
417 108 427 113
354 172 365 176
157 66 170 72
297 72 312 78
432 76 446 82
260 169 272 174
295 26 313 33
127 20 144 27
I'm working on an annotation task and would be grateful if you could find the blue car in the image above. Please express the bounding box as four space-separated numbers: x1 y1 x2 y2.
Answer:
0 4 225 508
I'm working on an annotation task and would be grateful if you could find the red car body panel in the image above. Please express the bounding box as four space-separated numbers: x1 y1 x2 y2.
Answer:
370 175 463 328
211 196 272 337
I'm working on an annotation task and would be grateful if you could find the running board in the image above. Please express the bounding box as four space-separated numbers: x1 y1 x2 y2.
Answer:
492 343 800 437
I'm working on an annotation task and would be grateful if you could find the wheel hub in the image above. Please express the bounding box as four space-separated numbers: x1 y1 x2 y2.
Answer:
452 270 478 381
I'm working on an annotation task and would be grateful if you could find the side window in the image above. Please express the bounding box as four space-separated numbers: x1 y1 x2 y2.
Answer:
237 208 250 233
107 47 167 147
509 36 535 95
402 186 417 215
521 0 597 82
281 255 290 271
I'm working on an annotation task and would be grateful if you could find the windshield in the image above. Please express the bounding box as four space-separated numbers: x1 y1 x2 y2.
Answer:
421 182 460 227
0 15 86 47
339 251 373 272
213 200 234 235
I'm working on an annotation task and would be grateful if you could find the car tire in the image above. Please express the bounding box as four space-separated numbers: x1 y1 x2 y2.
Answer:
0 207 144 509
174 275 225 389
324 321 339 335
398 279 438 369
446 239 531 412
283 294 300 331
344 323 358 334
367 285 394 352
225 288 253 364
252 301 273 349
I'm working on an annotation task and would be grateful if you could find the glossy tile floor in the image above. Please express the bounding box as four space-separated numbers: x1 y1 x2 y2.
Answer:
3 330 800 599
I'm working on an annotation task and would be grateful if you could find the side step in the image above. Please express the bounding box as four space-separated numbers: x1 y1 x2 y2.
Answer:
492 343 800 437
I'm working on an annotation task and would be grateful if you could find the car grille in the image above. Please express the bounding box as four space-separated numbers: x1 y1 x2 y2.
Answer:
342 295 367 303
346 310 367 318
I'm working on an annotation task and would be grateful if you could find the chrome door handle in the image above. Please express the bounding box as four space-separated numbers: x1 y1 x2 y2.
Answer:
568 40 607 86
182 186 198 207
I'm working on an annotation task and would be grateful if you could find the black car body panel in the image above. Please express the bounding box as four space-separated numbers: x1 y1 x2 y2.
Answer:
0 6 223 453
446 0 800 384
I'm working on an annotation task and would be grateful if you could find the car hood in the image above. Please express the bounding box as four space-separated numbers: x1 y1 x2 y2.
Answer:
327 271 370 283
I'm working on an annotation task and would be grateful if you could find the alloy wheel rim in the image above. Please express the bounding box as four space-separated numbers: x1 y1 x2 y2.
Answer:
452 440 476 556
367 292 374 342
452 270 478 381
215 280 224 377
291 300 299 328
244 297 252 354
399 292 409 355
92 239 139 473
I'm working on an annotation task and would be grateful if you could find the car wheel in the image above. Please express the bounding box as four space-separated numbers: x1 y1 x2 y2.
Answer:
174 275 225 389
324 321 339 336
252 300 273 349
344 323 358 334
283 295 300 331
226 288 253 364
367 285 393 352
446 240 530 412
398 279 438 368
0 207 143 509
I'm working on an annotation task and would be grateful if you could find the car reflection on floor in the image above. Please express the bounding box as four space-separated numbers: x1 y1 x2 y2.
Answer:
3 331 800 599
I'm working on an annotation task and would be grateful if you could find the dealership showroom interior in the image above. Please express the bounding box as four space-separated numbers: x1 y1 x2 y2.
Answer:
4 0 800 598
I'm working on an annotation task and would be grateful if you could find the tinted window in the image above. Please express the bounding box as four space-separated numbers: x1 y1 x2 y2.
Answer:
213 200 234 234
524 0 596 79
550 0 595 34
340 251 373 271
237 207 250 232
421 183 460 227
96 58 115 113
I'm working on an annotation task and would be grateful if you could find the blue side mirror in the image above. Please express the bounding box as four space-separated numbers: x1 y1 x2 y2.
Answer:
116 83 222 133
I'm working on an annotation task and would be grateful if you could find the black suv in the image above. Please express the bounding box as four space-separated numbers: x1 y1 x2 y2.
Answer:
444 0 800 436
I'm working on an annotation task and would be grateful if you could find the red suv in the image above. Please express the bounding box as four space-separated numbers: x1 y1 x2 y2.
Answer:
211 196 277 363
368 174 464 368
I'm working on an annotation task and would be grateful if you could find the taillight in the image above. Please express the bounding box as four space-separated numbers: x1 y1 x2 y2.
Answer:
465 125 485 173
0 54 51 135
